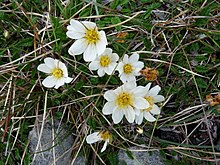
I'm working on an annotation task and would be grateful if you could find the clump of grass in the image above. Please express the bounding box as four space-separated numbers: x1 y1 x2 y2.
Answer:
0 0 220 164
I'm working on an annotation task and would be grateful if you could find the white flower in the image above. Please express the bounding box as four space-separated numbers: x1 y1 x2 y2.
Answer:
135 83 165 125
66 19 108 62
86 130 112 153
117 53 144 83
89 48 119 77
102 81 149 124
37 57 73 89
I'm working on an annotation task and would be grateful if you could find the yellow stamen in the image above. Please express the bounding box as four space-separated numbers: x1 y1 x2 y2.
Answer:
145 96 154 112
85 29 99 44
123 64 133 74
99 131 112 141
100 55 111 67
116 92 133 108
52 68 63 79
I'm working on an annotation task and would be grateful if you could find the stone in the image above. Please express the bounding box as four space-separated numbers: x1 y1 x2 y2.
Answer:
28 115 76 165
118 146 164 165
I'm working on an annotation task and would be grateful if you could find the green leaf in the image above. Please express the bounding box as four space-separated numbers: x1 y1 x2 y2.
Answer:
108 152 119 165
195 65 208 73
125 150 134 160
75 81 84 90
79 8 90 17
195 55 208 62
16 38 33 47
111 0 129 9
196 77 207 89
111 17 121 31
88 116 96 130
144 3 161 19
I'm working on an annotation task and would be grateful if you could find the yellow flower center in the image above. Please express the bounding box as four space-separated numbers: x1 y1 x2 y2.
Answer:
123 64 133 74
85 29 99 44
100 55 111 67
52 68 63 79
99 131 112 141
116 92 133 108
145 96 154 112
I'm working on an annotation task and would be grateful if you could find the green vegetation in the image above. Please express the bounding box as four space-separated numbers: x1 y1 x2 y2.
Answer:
0 0 219 164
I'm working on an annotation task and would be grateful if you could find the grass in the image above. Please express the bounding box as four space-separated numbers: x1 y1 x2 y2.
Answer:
0 0 220 164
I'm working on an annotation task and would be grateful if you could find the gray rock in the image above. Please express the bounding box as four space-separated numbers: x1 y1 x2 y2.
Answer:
28 116 75 165
118 146 164 165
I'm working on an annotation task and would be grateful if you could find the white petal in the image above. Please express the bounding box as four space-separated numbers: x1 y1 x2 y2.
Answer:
119 73 128 83
54 78 65 89
37 64 51 73
68 38 88 56
133 97 149 109
144 112 156 122
44 57 55 69
112 109 124 124
86 132 102 144
42 76 57 88
97 69 105 77
116 62 124 74
114 86 123 95
120 74 136 83
69 19 86 33
84 44 97 62
104 48 112 55
151 104 161 115
102 101 115 115
123 81 136 91
133 61 144 69
64 77 73 83
128 53 139 62
89 61 100 71
123 54 129 63
82 21 97 29
105 63 116 75
154 95 165 103
104 90 117 101
111 53 119 62
131 86 148 97
101 141 108 153
149 85 161 97
96 31 107 55
134 108 140 116
135 113 144 125
66 31 85 40
145 83 152 94
124 106 135 123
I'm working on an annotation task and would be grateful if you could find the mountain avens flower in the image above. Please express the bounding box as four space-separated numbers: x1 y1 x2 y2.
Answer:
89 48 119 77
37 57 73 89
66 19 108 62
102 82 149 124
135 83 165 125
117 53 144 83
86 130 112 153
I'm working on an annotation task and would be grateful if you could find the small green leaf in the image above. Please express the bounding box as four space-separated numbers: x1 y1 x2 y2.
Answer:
79 8 90 17
195 65 208 73
144 3 161 19
111 17 121 31
108 152 119 165
88 116 96 130
16 38 33 47
195 55 208 62
196 77 207 89
75 81 84 90
126 150 134 160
